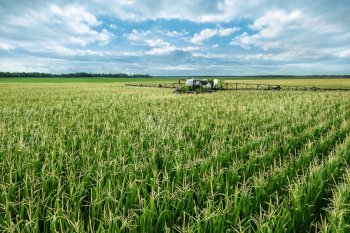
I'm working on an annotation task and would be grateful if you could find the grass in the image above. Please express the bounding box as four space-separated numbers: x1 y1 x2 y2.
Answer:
0 79 350 232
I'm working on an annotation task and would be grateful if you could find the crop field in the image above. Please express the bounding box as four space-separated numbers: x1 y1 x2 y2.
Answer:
1 79 350 232
2 77 350 88
223 78 350 89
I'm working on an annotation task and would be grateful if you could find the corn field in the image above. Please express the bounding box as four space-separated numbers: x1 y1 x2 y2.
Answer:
1 82 350 232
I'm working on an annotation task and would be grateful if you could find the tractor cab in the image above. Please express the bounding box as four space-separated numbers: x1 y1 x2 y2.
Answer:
185 78 211 89
174 78 222 93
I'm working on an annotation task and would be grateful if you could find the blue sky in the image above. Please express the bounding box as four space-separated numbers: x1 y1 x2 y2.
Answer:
0 0 349 75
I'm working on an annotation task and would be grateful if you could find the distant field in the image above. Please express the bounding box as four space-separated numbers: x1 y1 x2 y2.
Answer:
1 80 350 232
224 78 350 88
1 77 349 89
0 77 179 83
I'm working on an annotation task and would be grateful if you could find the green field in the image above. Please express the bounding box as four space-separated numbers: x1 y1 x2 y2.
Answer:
0 77 179 83
1 79 350 232
1 77 350 88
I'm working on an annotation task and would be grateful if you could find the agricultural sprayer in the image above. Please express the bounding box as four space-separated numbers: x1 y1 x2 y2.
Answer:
124 78 350 93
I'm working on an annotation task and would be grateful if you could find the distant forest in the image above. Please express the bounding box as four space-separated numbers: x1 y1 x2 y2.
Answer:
0 72 152 78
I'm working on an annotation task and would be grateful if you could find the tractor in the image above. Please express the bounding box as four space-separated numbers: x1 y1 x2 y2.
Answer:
174 78 222 93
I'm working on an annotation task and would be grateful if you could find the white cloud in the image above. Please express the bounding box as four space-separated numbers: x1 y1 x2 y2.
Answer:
161 30 189 37
144 38 199 55
25 42 109 57
145 46 197 55
250 9 301 31
218 27 239 36
0 41 15 50
109 24 117 29
230 32 252 49
145 39 170 47
232 10 322 51
49 5 114 45
98 29 114 45
50 4 101 29
241 51 303 61
0 3 114 53
157 65 196 71
192 52 227 58
230 9 305 51
0 0 350 75
84 0 283 23
144 38 175 55
191 29 218 44
191 27 239 44
230 7 350 63
69 37 88 47
337 49 350 58
124 29 151 41
145 46 177 55
122 29 200 55
85 0 236 23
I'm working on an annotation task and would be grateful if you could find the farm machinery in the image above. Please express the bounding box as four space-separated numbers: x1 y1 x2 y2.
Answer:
124 78 350 93
174 78 223 93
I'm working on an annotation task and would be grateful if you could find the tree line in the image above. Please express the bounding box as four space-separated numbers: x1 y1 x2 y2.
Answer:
0 72 152 78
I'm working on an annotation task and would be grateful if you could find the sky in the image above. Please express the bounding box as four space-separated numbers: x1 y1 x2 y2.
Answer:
0 0 350 75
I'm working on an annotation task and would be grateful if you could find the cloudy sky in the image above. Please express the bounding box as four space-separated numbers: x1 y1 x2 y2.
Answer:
0 0 349 75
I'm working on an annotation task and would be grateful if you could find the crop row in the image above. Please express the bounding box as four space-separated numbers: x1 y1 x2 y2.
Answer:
1 84 350 232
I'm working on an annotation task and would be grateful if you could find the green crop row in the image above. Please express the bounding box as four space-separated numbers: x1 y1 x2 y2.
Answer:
0 83 350 232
